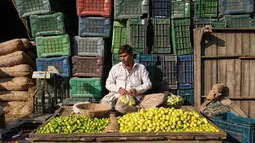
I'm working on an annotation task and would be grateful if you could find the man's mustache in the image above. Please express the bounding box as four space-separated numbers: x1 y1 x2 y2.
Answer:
122 60 129 64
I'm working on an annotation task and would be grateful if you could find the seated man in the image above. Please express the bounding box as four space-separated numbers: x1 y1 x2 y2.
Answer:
101 45 166 114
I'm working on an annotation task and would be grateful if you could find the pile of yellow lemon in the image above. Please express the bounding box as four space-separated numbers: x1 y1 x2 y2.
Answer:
117 107 219 133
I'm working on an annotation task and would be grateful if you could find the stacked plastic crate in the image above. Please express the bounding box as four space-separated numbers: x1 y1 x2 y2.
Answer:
151 0 177 92
14 0 71 114
193 0 222 28
70 0 112 102
112 0 149 54
112 0 159 92
170 0 194 105
219 0 255 28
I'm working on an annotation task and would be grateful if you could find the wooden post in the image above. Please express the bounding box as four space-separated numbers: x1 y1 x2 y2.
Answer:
194 27 212 111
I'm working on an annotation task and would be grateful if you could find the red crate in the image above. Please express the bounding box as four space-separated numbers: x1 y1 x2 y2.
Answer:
72 56 103 77
77 0 112 17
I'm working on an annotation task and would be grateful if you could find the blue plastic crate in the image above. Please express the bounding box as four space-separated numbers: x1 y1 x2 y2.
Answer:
177 89 194 105
151 0 171 18
178 54 193 89
36 56 70 77
220 0 254 15
211 112 255 143
136 54 157 89
79 17 111 37
156 55 178 90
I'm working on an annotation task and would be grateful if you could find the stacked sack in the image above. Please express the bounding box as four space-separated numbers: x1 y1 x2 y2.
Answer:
0 38 35 121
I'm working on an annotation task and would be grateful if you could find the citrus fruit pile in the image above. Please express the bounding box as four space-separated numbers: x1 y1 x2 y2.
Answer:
36 115 110 134
117 107 219 133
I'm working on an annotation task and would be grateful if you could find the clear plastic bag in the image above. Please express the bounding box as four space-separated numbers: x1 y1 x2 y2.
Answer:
118 94 136 106
166 93 184 107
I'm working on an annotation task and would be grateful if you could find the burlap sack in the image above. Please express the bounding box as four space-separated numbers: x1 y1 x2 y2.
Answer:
0 77 34 91
0 64 33 78
0 101 20 115
2 101 32 121
206 83 225 101
0 39 26 56
104 112 119 133
0 51 34 67
0 91 29 101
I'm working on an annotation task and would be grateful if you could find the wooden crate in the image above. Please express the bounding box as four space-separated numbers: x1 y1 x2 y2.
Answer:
194 28 255 119
29 106 226 143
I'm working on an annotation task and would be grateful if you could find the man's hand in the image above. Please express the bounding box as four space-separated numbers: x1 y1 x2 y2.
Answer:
119 87 128 95
128 89 137 96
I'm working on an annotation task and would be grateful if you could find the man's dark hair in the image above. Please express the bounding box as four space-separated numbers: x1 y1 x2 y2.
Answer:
118 45 133 54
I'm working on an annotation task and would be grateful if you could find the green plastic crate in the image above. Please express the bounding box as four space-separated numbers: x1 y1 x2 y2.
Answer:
15 0 58 18
152 19 171 53
114 0 149 20
171 0 191 18
70 78 102 99
171 19 192 55
127 18 147 54
212 21 226 28
36 34 71 58
30 12 65 37
224 14 255 28
194 0 218 17
112 21 128 54
194 17 225 28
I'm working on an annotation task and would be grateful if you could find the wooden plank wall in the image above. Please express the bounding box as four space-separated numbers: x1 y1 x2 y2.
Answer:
194 29 255 119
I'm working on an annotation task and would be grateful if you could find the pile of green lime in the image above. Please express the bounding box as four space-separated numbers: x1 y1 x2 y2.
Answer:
36 115 110 134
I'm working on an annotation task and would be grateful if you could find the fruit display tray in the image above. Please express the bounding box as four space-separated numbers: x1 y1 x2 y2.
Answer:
29 106 226 143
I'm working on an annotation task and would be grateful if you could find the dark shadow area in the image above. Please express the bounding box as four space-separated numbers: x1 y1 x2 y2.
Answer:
0 0 28 42
222 86 230 97
154 64 164 92
201 33 225 56
82 82 102 101
33 78 69 114
1 122 41 141
102 37 112 96
57 0 78 37
147 20 154 54
154 55 178 93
